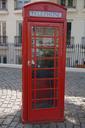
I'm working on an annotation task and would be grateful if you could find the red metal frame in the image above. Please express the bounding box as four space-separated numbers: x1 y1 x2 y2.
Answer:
22 1 67 123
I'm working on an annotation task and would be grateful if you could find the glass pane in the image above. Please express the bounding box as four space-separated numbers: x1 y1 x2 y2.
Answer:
37 59 54 68
32 48 55 58
32 59 54 68
32 89 54 99
32 38 54 47
68 0 73 7
32 79 54 89
32 70 54 78
32 79 58 109
61 0 66 6
32 99 57 109
31 25 59 109
32 26 56 36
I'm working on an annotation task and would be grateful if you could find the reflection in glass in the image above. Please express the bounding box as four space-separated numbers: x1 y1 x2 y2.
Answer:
32 38 54 47
32 26 56 36
32 79 54 89
31 25 59 109
32 48 55 58
37 59 54 68
32 70 54 78
32 99 57 109
32 89 54 99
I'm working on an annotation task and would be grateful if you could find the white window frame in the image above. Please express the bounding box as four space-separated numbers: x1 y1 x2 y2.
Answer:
14 0 31 9
0 56 7 63
0 0 7 10
0 21 6 36
84 0 85 8
60 0 76 8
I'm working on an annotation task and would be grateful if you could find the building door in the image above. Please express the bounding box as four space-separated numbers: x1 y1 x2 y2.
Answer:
28 22 64 122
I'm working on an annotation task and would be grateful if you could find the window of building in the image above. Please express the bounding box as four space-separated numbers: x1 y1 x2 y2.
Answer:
67 22 72 45
66 57 71 67
81 37 85 47
84 0 85 8
60 0 76 8
0 56 7 63
0 21 7 45
60 0 66 6
16 55 22 64
83 58 85 65
0 0 7 10
15 21 22 46
68 0 73 7
0 21 6 35
0 56 1 63
14 0 31 9
3 56 7 63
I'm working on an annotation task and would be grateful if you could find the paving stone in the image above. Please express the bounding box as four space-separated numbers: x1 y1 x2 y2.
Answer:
79 118 85 123
0 119 4 124
15 123 24 128
65 122 73 128
49 122 57 128
1 125 8 128
81 123 85 128
41 124 49 128
33 124 41 128
74 126 80 128
13 117 20 122
9 121 18 127
2 117 13 125
1 104 8 107
57 123 65 128
24 124 32 128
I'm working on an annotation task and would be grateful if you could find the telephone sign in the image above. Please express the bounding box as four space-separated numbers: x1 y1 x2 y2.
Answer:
29 11 63 18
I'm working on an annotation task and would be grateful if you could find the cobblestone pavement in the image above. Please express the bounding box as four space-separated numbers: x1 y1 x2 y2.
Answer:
0 67 85 128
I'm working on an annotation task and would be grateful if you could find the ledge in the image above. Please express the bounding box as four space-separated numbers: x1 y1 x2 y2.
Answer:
66 67 85 72
0 10 9 15
82 8 85 12
14 9 22 14
67 8 77 13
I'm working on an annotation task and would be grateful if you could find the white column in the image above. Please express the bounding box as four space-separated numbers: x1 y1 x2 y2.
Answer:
6 0 16 43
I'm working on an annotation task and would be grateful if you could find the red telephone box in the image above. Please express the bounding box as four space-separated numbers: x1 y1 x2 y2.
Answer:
22 1 67 123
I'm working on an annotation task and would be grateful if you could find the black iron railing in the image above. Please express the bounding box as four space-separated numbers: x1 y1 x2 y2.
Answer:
0 41 84 67
66 44 85 68
60 0 76 8
14 36 22 46
0 36 8 46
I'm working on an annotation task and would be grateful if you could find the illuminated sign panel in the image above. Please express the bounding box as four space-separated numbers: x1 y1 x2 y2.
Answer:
29 11 63 18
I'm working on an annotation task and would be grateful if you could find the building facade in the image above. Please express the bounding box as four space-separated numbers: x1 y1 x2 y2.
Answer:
0 0 85 65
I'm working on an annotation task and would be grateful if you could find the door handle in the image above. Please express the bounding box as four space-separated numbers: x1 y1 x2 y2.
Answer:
28 60 31 66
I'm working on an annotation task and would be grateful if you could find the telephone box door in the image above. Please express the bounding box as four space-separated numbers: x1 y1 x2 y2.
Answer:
28 22 64 122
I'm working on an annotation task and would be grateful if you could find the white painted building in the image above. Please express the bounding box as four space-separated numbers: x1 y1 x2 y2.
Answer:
0 0 85 65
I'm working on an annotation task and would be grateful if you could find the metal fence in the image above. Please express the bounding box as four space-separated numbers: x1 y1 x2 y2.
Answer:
0 43 85 68
66 44 85 68
0 43 22 64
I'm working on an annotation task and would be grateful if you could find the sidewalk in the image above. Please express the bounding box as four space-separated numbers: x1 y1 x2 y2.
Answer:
0 67 85 128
